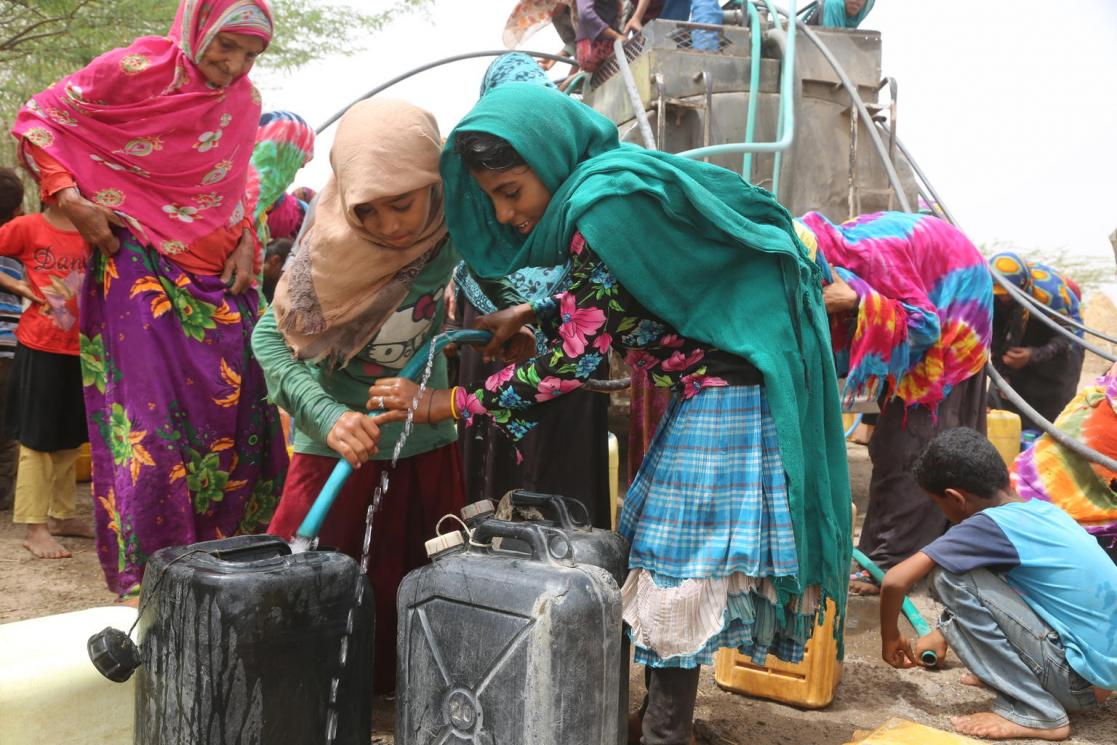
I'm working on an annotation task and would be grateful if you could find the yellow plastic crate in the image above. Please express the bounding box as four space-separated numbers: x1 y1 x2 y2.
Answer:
714 597 842 709
75 442 92 483
845 717 982 744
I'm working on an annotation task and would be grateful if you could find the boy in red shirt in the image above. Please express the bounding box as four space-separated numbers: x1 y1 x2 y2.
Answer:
0 199 92 558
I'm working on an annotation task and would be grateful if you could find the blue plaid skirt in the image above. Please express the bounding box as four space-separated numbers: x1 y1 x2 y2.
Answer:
620 385 815 668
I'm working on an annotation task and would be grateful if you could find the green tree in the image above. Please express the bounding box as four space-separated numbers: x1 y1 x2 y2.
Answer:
0 0 428 167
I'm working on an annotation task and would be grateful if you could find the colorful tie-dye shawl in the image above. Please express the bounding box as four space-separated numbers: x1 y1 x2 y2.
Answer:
799 211 993 412
989 251 1084 337
1014 371 1117 547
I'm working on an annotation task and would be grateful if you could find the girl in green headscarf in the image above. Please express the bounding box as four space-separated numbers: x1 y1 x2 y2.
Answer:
371 84 851 744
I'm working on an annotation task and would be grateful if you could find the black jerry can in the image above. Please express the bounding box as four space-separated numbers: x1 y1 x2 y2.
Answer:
396 520 623 744
133 535 374 745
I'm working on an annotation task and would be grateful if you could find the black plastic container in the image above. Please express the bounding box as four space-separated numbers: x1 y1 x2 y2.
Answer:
396 520 624 744
132 535 374 745
505 490 629 585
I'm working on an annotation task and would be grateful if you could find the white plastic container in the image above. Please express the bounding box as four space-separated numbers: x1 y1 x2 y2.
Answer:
0 606 136 744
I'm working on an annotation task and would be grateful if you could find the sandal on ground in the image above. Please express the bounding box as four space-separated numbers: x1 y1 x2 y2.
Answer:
849 568 881 596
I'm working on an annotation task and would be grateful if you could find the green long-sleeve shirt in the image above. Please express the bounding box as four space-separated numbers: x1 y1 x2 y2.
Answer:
251 243 459 460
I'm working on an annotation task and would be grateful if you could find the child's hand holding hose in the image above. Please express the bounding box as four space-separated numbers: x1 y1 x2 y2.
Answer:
881 631 918 669
367 379 455 425
326 411 384 468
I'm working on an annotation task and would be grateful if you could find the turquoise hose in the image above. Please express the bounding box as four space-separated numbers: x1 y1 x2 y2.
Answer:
294 329 493 541
741 1 762 179
679 0 797 160
852 548 939 667
759 0 784 31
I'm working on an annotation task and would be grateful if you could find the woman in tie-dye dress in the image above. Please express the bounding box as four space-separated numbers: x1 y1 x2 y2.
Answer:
797 211 994 588
10 0 289 598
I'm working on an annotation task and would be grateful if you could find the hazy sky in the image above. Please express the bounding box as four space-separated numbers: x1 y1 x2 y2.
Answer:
257 0 1117 263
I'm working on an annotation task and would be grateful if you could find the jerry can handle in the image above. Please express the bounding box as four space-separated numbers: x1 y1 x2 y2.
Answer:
209 535 292 563
509 490 591 530
471 519 576 566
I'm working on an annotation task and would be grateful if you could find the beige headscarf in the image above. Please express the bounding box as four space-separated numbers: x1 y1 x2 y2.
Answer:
271 98 449 366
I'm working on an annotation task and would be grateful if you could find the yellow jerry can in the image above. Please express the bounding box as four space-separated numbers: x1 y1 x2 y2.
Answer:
987 409 1022 468
75 442 92 483
713 597 843 709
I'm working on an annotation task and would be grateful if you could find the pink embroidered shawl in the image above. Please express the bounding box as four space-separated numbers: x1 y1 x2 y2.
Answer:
11 0 273 259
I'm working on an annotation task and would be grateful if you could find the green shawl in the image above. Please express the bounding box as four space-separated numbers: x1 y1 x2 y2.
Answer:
441 84 852 640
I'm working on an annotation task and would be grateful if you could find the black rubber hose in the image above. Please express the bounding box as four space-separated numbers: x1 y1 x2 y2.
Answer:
987 364 1117 472
990 270 1117 361
316 50 580 133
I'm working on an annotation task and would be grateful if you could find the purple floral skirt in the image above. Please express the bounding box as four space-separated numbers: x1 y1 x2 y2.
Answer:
80 232 288 596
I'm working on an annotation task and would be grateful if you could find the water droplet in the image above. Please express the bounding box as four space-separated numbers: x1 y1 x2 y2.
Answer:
338 637 348 666
325 709 338 742
346 609 354 635
330 677 340 704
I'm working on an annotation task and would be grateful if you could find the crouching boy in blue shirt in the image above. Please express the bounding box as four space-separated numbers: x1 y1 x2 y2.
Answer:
880 427 1115 741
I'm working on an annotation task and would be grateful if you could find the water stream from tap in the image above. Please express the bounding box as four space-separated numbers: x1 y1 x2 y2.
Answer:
323 332 449 744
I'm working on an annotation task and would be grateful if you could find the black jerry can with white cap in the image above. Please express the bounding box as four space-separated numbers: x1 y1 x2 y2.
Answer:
130 535 374 745
396 520 624 745
506 490 629 586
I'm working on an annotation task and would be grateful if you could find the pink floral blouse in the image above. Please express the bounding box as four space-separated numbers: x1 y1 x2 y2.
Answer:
455 231 762 442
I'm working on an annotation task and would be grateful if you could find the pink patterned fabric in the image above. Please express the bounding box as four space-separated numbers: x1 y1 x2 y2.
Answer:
11 0 273 260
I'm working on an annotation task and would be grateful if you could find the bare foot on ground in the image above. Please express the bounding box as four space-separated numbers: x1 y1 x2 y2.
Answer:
960 672 985 688
849 579 880 596
23 524 72 558
951 712 1069 741
48 516 95 538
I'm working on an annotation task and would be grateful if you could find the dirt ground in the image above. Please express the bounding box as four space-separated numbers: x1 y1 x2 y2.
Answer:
3 296 1117 744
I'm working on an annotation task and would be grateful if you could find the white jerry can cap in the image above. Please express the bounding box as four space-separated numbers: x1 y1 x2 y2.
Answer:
460 499 496 524
425 530 465 559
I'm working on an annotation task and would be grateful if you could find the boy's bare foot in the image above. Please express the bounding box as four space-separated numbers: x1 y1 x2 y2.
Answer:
951 712 1069 741
23 524 72 558
48 516 94 538
960 672 985 688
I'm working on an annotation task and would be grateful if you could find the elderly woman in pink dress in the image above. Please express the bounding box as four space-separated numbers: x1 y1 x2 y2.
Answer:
10 0 288 599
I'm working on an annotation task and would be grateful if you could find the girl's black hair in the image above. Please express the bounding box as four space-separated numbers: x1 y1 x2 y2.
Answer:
453 131 526 172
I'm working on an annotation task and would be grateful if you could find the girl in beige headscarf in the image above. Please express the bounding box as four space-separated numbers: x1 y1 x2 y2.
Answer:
251 98 467 694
